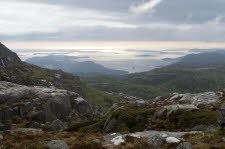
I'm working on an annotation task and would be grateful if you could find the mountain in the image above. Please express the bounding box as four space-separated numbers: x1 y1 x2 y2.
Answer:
26 55 128 76
0 42 121 110
85 50 225 99
1 42 225 149
0 42 85 95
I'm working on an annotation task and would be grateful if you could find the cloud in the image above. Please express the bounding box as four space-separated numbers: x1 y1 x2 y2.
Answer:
130 0 163 14
1 0 225 42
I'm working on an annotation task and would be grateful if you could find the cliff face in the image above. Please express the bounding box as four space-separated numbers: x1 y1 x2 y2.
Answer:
0 42 21 67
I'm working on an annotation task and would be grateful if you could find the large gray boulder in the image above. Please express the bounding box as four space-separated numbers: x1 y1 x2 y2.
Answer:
147 134 165 149
0 81 93 124
47 140 69 149
177 92 220 106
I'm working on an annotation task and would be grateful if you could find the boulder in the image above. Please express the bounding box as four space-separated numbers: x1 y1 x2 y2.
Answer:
166 137 180 143
178 92 220 106
0 81 93 123
176 142 192 149
49 119 65 131
154 104 198 118
218 103 225 129
73 97 92 114
47 140 69 149
147 134 165 149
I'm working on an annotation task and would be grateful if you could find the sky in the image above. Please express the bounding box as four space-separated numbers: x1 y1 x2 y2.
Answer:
1 0 225 49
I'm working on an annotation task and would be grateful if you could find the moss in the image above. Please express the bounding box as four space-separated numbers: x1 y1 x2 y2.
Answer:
79 119 106 133
65 118 106 133
109 106 157 133
85 87 122 111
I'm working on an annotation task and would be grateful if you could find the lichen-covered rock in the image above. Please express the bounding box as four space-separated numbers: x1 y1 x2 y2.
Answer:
49 119 65 131
178 92 220 105
176 142 192 149
0 81 93 124
47 140 69 149
147 134 165 149
154 104 198 118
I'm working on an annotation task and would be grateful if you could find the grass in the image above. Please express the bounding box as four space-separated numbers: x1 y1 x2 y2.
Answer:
150 109 218 131
0 130 104 149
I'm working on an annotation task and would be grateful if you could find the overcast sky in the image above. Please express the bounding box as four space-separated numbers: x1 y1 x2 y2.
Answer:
1 0 225 44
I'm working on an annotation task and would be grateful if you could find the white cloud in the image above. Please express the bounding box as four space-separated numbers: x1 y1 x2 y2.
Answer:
141 23 192 31
130 0 163 14
0 1 135 35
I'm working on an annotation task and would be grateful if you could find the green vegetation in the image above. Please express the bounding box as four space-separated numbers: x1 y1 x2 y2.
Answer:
65 119 106 133
85 87 122 110
150 109 218 131
85 66 225 100
66 105 157 133
184 130 225 149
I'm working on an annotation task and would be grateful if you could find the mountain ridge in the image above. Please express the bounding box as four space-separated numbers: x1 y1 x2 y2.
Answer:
26 55 129 76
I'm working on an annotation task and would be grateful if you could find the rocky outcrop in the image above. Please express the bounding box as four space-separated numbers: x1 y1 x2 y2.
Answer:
0 42 21 67
172 92 220 106
0 81 93 128
154 104 198 118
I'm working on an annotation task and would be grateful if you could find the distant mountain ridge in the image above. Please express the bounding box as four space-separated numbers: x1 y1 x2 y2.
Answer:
26 55 128 76
86 50 225 99
168 50 225 69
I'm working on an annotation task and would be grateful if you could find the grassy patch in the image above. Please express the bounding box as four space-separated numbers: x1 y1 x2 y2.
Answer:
150 109 218 131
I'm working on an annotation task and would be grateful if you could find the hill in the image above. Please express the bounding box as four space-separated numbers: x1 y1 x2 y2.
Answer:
85 51 225 100
26 55 128 76
0 42 122 110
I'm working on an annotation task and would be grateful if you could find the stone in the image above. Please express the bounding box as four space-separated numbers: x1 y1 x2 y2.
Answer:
0 134 3 140
179 92 220 106
147 134 165 149
176 142 192 149
166 137 180 143
0 81 93 123
10 128 42 135
103 117 120 133
47 140 69 149
219 103 225 129
49 119 65 131
111 136 125 145
154 104 198 118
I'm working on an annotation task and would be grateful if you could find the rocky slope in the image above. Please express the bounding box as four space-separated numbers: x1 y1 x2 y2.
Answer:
1 87 225 148
0 42 84 96
0 81 94 131
1 42 225 148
